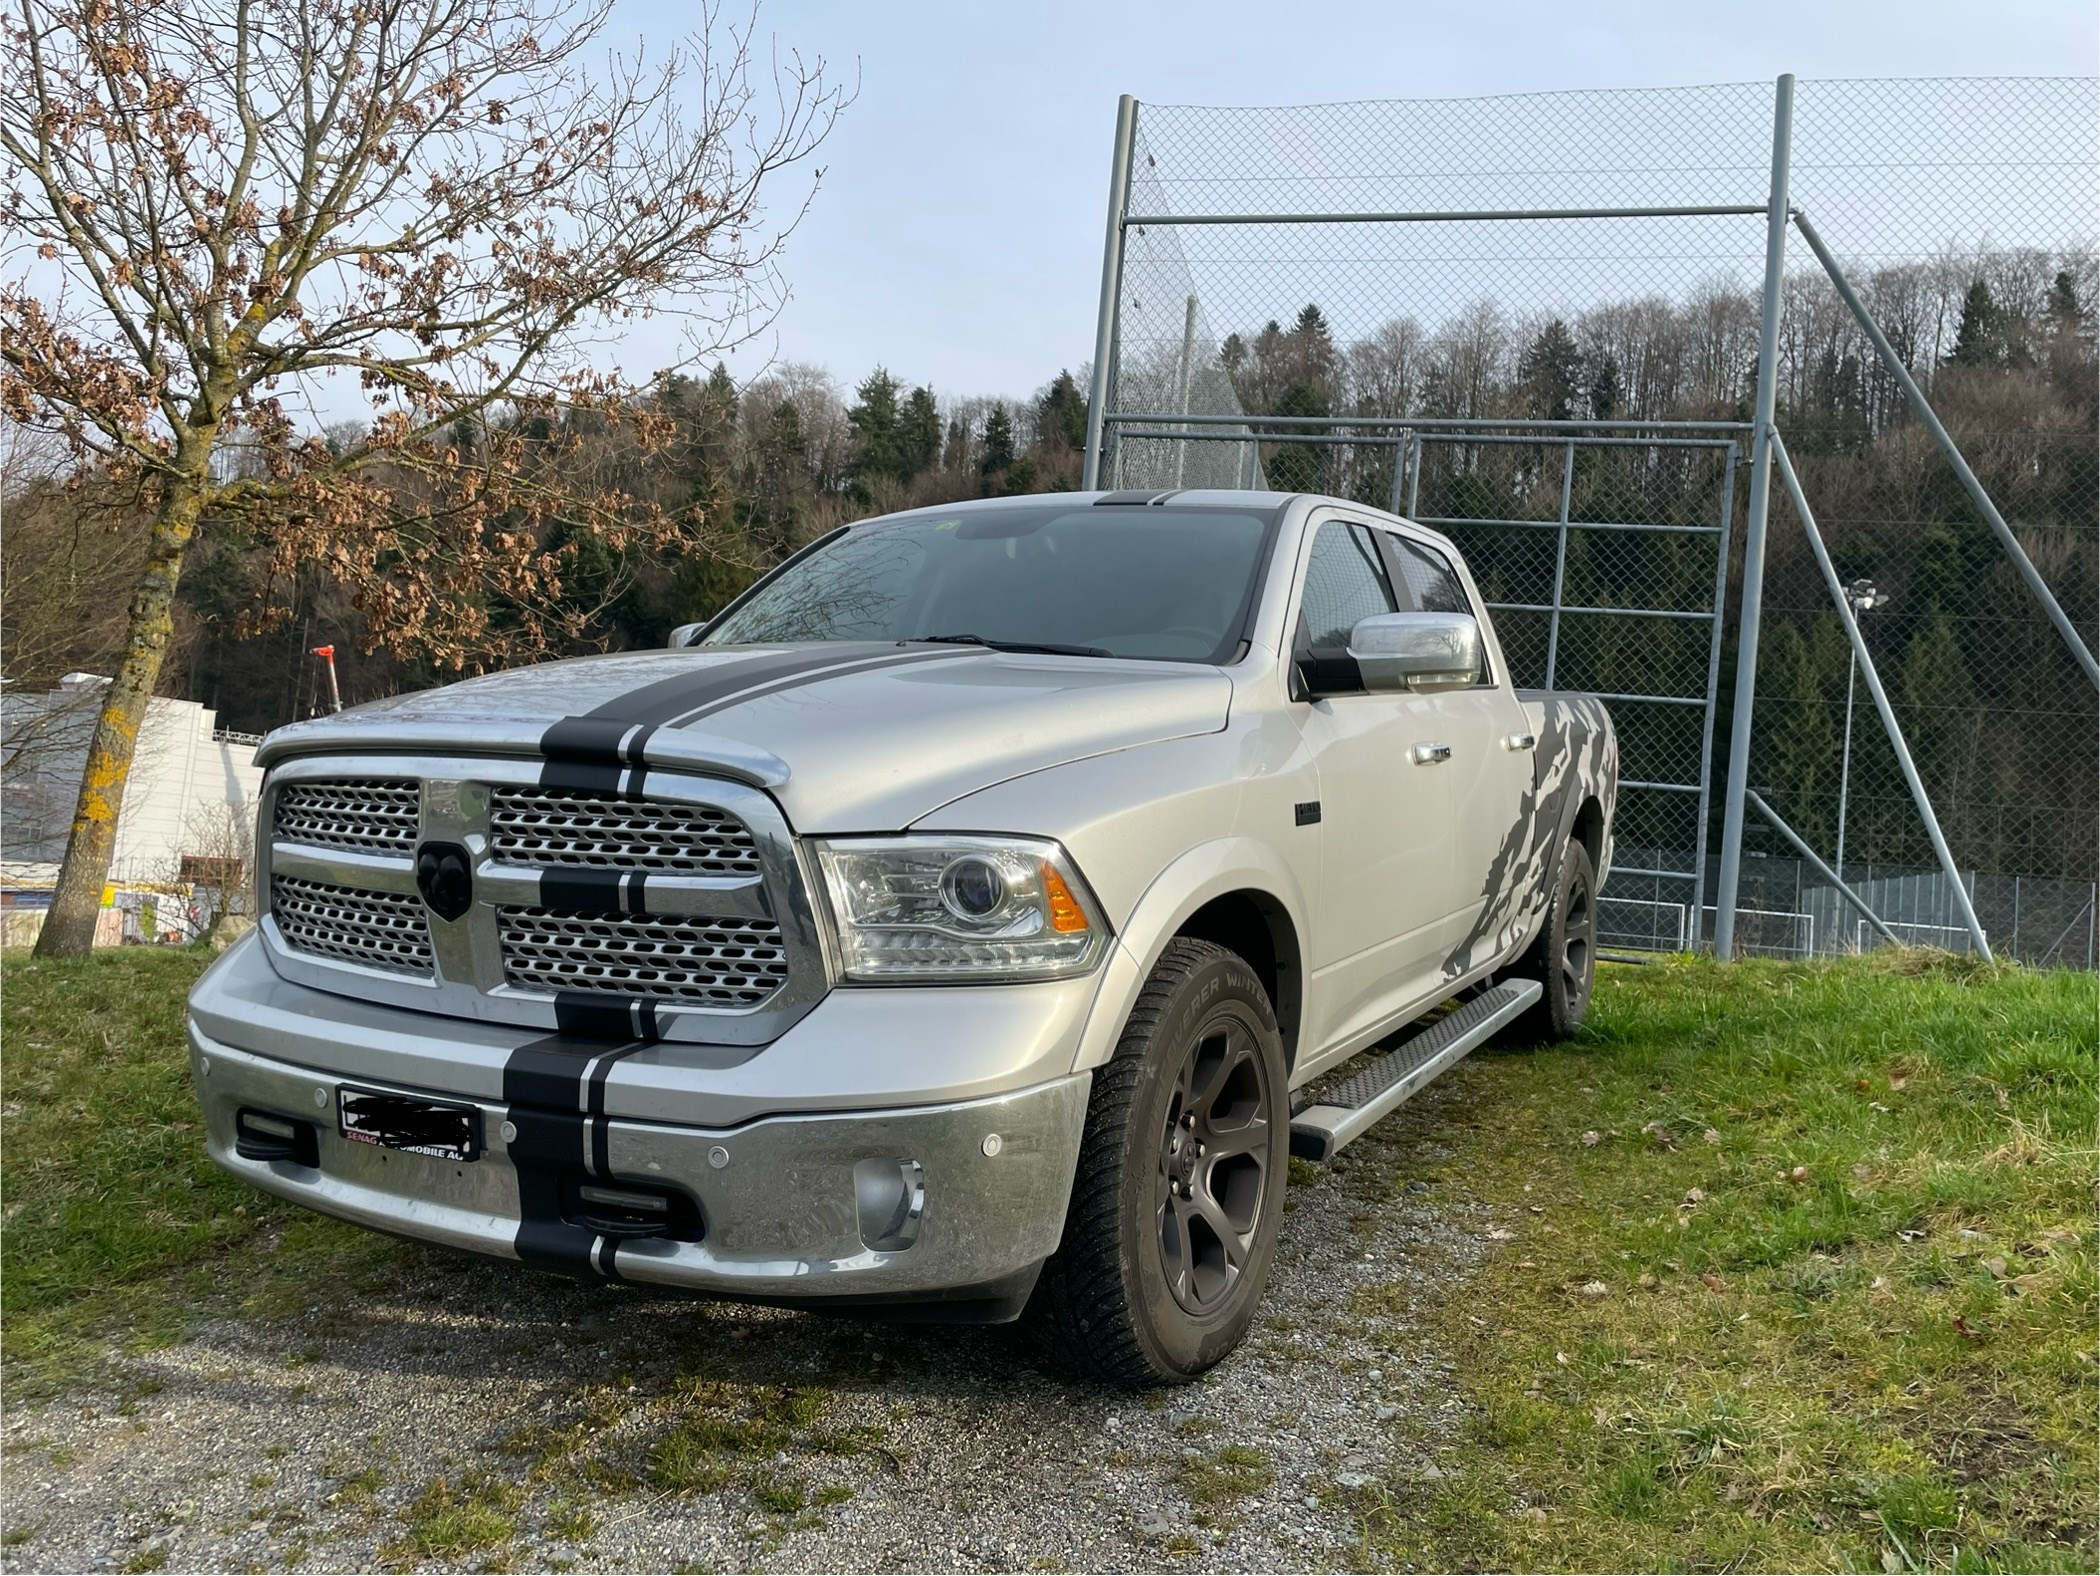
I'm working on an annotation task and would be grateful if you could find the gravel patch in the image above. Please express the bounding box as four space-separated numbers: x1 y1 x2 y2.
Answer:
2 1075 1494 1573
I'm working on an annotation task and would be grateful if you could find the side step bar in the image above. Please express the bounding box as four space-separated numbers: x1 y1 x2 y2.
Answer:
1288 979 1542 1162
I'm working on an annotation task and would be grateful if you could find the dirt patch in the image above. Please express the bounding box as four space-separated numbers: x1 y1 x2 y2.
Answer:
1 1083 1484 1573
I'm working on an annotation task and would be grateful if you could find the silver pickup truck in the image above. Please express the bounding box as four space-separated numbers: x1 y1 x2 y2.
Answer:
188 488 1615 1385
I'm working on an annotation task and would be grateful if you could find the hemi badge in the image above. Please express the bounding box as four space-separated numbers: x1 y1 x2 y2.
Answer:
1294 801 1322 827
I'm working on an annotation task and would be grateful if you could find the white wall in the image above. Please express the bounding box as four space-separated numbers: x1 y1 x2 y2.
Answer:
1 678 264 885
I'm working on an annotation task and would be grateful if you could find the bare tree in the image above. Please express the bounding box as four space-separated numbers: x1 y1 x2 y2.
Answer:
1 0 842 954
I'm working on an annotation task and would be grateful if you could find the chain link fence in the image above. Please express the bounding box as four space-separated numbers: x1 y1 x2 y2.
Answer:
1091 77 2097 966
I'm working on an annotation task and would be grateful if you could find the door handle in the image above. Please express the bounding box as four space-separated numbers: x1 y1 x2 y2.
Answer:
1504 732 1537 751
1411 742 1452 765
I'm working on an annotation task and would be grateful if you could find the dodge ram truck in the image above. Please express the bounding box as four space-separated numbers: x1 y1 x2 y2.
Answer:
188 488 1616 1385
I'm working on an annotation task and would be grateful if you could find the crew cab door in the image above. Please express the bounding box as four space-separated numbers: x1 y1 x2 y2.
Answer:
1377 528 1538 977
1288 517 1457 1056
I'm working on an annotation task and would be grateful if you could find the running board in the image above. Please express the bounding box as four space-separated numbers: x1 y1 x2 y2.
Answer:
1288 980 1542 1163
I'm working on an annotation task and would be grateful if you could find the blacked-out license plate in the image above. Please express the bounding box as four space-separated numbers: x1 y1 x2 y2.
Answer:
338 1087 481 1161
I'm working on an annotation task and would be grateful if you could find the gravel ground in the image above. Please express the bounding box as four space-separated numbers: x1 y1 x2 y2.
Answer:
2 1077 1496 1574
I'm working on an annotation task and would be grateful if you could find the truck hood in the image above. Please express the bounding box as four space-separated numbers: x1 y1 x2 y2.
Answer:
255 643 1234 831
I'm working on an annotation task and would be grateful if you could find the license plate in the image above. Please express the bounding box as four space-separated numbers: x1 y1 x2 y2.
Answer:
338 1087 481 1161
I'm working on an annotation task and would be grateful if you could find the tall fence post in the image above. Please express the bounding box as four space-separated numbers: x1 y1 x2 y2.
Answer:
1082 95 1139 492
1714 72 1795 961
1173 293 1198 487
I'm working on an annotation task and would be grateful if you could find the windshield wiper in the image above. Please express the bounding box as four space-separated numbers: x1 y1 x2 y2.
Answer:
914 633 1115 659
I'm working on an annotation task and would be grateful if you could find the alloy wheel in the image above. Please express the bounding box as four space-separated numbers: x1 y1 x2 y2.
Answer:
1155 1014 1274 1316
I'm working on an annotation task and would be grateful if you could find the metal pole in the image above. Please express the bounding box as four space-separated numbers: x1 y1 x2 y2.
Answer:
1747 790 1905 949
1691 441 1739 947
1081 94 1138 492
1836 651 1858 879
1791 211 2099 690
1385 432 1410 514
1544 440 1577 688
1405 437 1423 516
1173 293 1198 488
1771 430 1993 961
1715 72 1794 962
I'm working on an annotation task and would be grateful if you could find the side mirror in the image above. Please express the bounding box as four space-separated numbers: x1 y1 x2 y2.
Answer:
668 621 707 649
1348 611 1482 693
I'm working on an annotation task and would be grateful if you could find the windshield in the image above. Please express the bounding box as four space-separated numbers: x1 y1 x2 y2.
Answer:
701 504 1277 664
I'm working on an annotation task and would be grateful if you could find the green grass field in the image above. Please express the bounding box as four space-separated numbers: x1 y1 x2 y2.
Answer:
1 946 2093 1571
1356 952 2097 1573
0 947 405 1393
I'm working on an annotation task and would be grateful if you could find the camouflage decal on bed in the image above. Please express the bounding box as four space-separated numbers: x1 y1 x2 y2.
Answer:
1443 694 1616 979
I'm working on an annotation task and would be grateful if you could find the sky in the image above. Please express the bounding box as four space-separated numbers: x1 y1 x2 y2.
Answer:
617 0 2099 406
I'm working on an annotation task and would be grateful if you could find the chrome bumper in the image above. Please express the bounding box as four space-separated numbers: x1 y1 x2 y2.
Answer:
190 1025 1090 1309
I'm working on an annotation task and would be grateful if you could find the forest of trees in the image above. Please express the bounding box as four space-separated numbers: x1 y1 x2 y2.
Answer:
6 245 2092 887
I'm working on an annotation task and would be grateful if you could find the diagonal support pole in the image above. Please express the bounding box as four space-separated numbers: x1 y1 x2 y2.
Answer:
1770 430 1993 962
1791 210 2098 690
1745 789 1904 950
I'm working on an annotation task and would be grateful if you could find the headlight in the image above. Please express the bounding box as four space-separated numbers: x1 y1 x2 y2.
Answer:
812 835 1110 983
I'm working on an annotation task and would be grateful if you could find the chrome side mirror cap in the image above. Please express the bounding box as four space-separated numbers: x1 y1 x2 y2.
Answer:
1348 611 1482 693
668 621 707 649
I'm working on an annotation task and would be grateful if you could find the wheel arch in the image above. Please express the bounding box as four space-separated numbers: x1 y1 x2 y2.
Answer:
1071 839 1310 1078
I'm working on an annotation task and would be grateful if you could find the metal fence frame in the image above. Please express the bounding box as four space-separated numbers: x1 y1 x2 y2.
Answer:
1081 75 2098 966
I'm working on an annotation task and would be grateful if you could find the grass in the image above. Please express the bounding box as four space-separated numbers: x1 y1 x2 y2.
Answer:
384 1472 521 1562
1345 952 2096 1573
0 948 408 1394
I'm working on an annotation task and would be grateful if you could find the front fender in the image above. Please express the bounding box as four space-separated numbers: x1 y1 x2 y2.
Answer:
1068 837 1312 1076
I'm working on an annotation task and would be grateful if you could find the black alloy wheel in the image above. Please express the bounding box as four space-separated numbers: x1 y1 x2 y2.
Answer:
1156 1015 1274 1317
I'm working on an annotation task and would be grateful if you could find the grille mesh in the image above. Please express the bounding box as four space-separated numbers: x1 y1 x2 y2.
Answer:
497 906 788 1005
275 780 420 855
271 875 435 975
489 789 761 876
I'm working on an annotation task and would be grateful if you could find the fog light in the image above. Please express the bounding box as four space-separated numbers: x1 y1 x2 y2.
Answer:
853 1157 926 1253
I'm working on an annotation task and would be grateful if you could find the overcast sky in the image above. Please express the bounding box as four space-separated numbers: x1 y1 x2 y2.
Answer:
624 0 2094 404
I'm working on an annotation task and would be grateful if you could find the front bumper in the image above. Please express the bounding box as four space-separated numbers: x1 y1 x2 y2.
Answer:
193 1027 1089 1306
188 935 1096 1309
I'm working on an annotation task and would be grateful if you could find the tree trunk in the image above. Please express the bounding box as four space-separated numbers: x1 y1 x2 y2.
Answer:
31 478 208 958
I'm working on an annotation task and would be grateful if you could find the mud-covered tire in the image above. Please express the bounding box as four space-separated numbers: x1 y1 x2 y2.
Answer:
1027 938 1288 1387
1502 839 1598 1045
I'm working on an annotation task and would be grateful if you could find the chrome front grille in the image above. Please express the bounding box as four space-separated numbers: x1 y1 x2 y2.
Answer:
274 779 420 855
496 906 790 1005
488 788 762 876
270 874 435 976
261 755 822 1043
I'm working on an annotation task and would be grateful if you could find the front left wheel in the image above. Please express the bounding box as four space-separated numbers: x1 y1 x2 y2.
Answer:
1028 938 1288 1387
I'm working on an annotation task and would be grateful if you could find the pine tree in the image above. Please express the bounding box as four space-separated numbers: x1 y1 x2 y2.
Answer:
1586 352 1623 422
979 403 1016 477
1948 281 2003 367
1757 619 1839 848
1900 613 1977 822
1518 320 1582 420
846 367 901 497
1036 370 1089 451
1265 380 1329 492
897 385 941 481
1289 303 1338 402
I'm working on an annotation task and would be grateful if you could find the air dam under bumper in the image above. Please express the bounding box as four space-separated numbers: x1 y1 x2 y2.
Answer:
192 1030 1090 1315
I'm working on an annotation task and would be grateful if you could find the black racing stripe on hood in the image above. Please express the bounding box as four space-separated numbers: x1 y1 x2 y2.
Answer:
532 644 966 788
568 643 905 733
